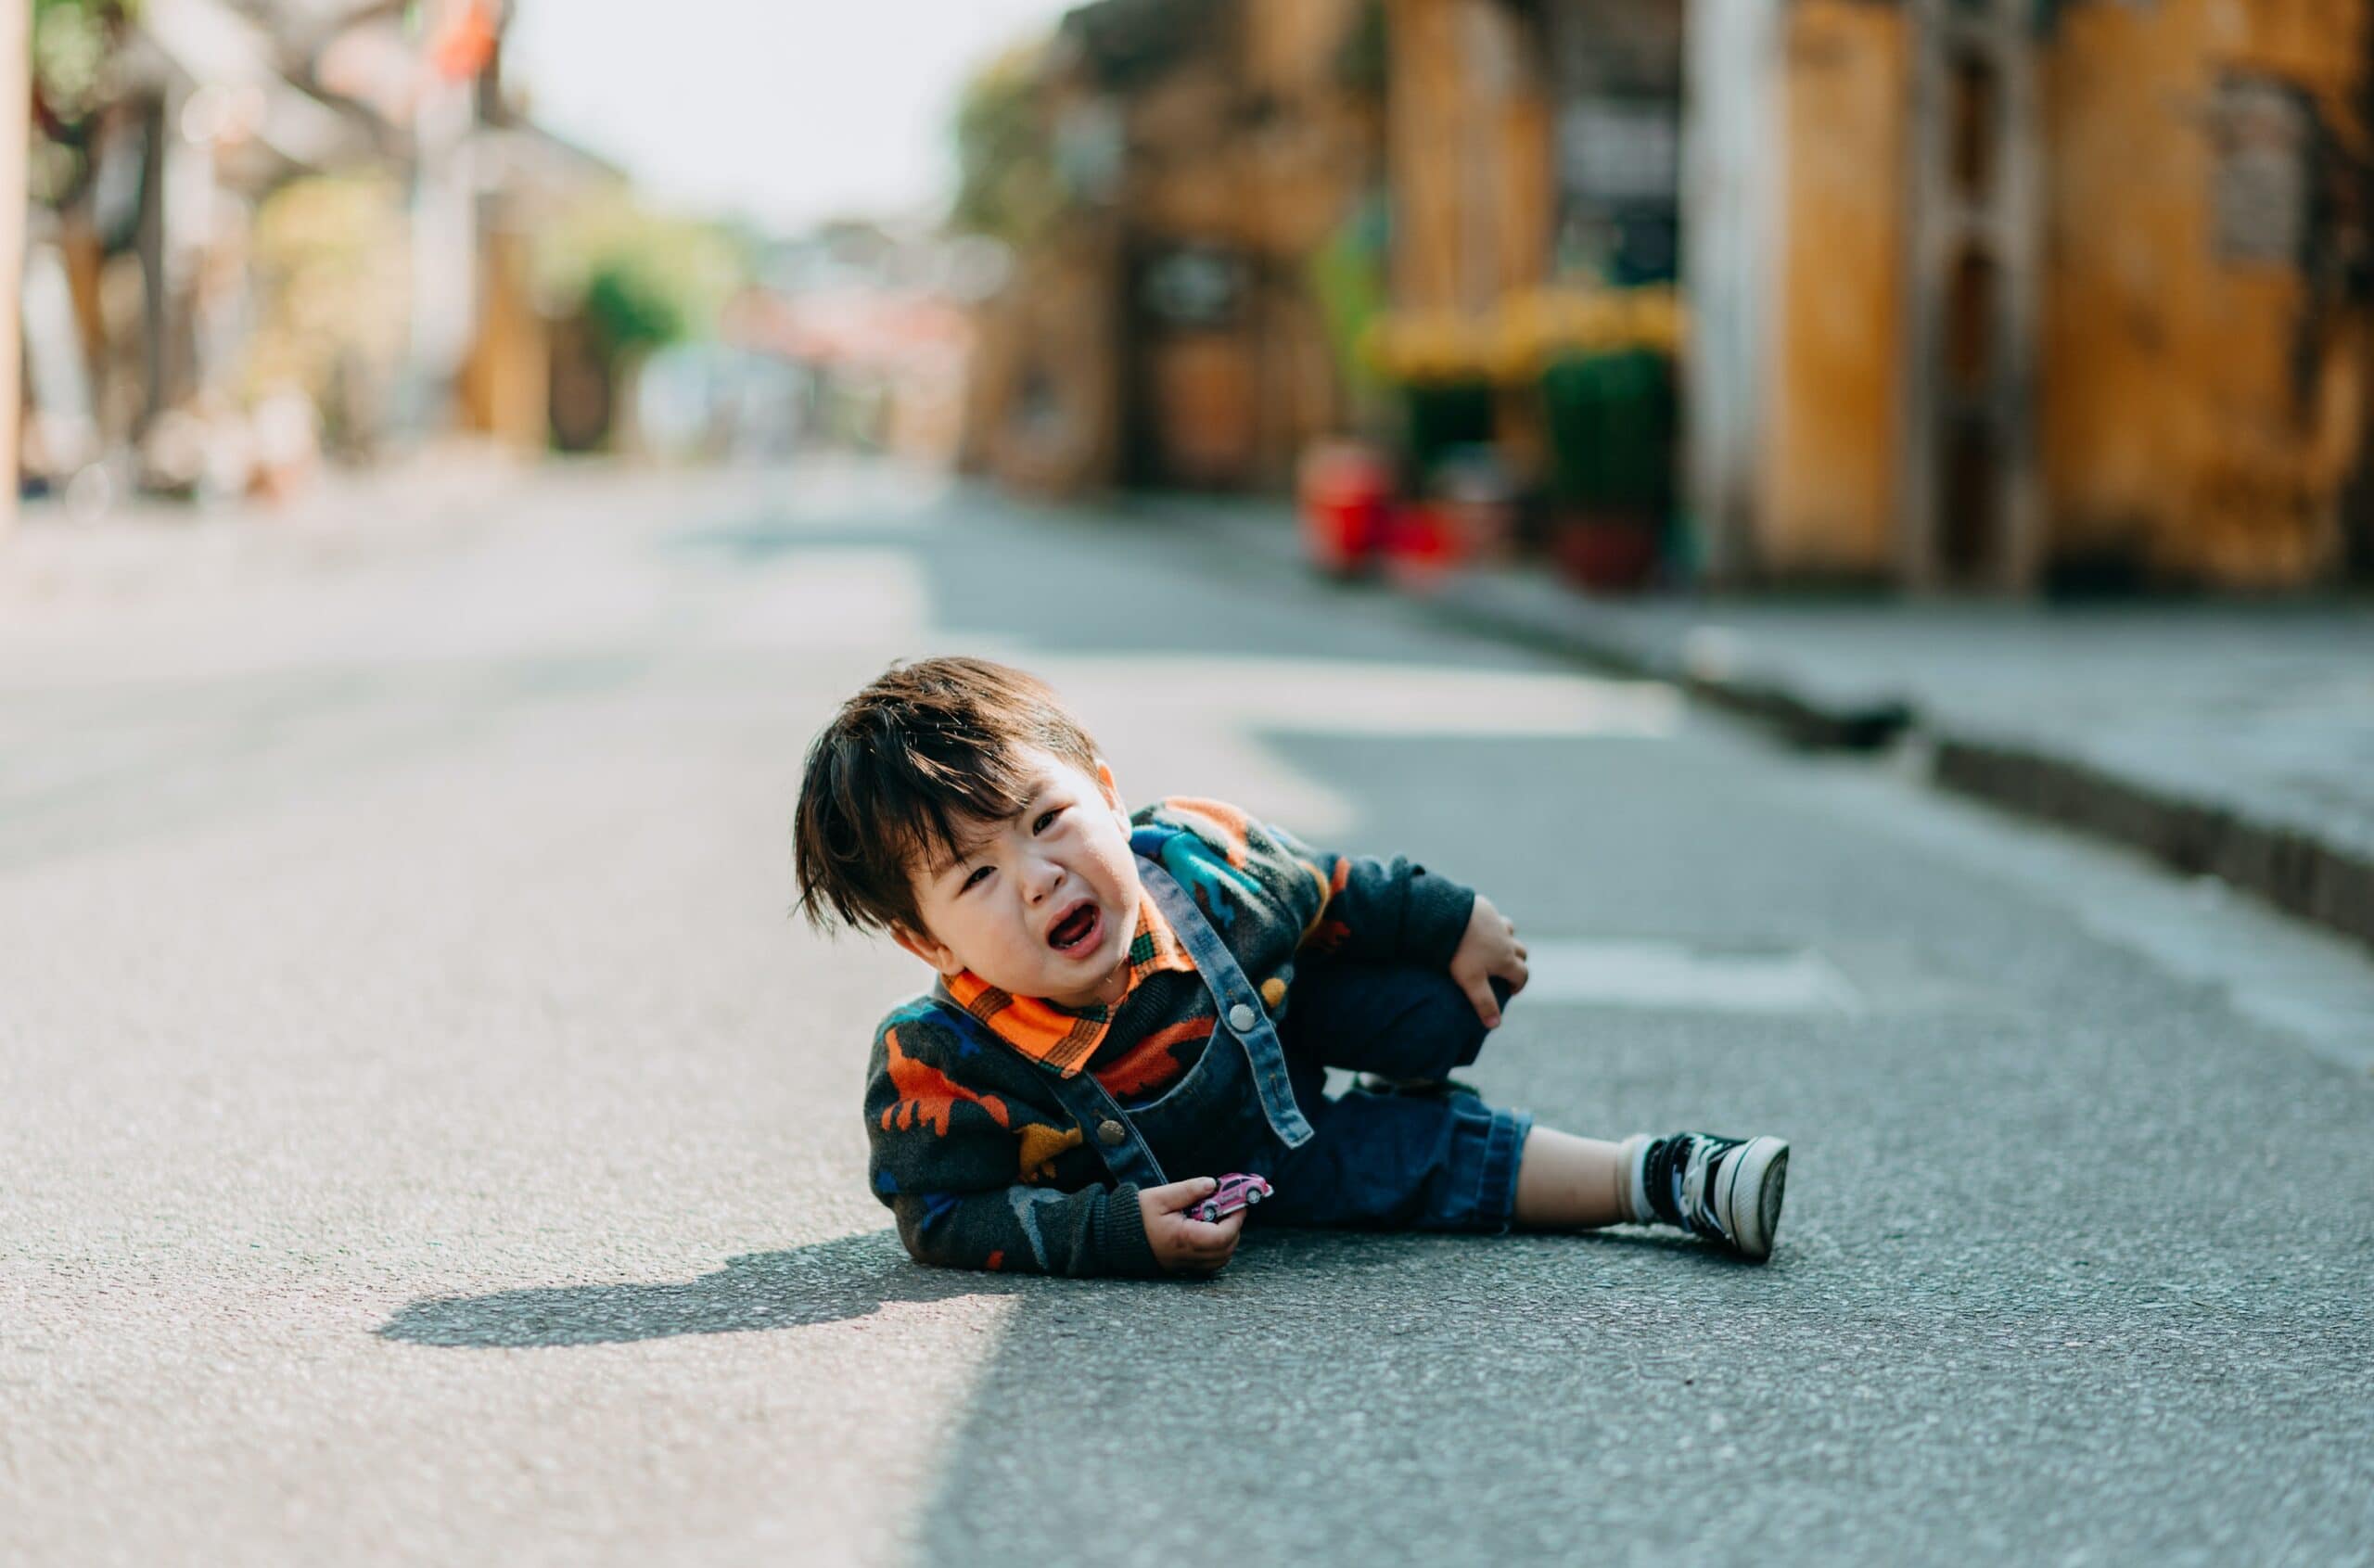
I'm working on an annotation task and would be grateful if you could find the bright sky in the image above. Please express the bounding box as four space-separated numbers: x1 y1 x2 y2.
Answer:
505 0 1075 232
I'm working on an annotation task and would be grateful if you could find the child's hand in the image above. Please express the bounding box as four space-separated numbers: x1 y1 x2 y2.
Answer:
1449 893 1529 1028
1139 1177 1246 1276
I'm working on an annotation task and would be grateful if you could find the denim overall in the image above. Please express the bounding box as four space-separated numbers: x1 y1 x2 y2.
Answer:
931 845 1534 1233
934 858 1312 1193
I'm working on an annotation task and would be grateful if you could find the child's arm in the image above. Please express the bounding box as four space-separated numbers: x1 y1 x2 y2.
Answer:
864 1015 1238 1277
880 1180 1158 1276
1139 1177 1246 1274
1447 892 1529 1028
881 1174 1244 1277
1267 815 1526 1025
1263 821 1478 969
1138 798 1476 969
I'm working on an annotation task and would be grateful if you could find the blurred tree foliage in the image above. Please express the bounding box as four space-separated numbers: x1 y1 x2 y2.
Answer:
32 0 140 207
532 190 751 357
1309 193 1394 432
950 44 1061 245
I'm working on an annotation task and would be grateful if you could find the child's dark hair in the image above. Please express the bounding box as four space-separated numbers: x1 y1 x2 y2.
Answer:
793 656 1102 937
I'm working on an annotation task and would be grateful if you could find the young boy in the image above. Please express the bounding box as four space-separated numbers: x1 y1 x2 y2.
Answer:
793 656 1789 1278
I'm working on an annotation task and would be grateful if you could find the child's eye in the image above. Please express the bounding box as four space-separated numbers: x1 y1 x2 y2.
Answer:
961 865 990 891
1034 808 1064 833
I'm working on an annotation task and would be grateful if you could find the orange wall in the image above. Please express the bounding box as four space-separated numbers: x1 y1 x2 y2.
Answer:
2044 0 2369 586
1248 0 1365 97
458 227 549 452
1386 0 1551 314
1760 0 1908 577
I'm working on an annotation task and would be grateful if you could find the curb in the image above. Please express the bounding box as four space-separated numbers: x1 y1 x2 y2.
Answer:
1107 492 2374 956
1418 568 1915 751
1929 738 2374 953
1414 561 2374 958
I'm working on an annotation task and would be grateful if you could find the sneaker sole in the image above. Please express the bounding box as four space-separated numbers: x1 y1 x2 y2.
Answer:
1719 1136 1790 1262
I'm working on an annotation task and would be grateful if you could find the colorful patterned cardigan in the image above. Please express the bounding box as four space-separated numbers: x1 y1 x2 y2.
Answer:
862 796 1476 1276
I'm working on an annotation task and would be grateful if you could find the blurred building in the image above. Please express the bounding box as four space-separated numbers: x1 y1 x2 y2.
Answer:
960 0 1383 496
1398 0 2374 591
21 0 627 508
1685 0 2372 590
965 0 2374 592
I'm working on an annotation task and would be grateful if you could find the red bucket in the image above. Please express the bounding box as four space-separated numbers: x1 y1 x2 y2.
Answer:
1382 502 1461 588
1297 441 1392 576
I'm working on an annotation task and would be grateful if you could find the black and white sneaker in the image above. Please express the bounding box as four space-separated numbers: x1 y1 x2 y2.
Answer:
1627 1131 1790 1262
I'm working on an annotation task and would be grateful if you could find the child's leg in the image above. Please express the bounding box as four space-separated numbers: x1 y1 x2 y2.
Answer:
1278 963 1505 1083
1255 1098 1790 1260
1270 966 1789 1258
1516 1126 1793 1260
1512 1127 1632 1229
1254 1085 1531 1232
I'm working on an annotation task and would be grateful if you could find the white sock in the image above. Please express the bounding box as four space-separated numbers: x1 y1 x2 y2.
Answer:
1618 1133 1654 1224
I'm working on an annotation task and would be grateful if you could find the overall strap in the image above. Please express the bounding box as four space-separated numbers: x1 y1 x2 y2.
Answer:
918 844 1313 1192
926 983 1169 1190
1137 860 1314 1150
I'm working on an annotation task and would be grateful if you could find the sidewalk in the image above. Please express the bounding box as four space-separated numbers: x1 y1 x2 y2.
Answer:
0 443 546 618
1155 494 2374 954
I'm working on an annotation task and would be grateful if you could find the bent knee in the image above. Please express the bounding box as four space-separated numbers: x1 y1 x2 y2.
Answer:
1395 969 1499 1070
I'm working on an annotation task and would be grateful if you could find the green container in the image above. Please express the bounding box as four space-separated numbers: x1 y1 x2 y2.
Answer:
1403 380 1496 483
1539 348 1676 518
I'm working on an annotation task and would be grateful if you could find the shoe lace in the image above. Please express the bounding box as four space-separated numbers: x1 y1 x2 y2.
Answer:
1676 1137 1735 1241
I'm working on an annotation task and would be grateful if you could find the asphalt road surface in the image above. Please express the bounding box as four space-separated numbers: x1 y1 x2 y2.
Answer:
5 463 2369 1566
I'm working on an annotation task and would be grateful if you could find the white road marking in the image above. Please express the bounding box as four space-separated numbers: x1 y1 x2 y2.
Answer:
1520 940 1863 1014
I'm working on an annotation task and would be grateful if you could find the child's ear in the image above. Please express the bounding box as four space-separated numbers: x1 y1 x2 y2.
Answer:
1093 757 1126 815
889 921 962 977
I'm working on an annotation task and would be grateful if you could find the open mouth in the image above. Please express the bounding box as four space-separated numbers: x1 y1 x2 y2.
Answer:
1046 900 1102 955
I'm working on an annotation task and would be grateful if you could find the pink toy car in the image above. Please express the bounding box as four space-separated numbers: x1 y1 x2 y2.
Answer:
1189 1172 1274 1225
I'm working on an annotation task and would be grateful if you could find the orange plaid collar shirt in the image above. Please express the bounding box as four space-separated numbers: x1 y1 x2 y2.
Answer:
939 882 1199 1077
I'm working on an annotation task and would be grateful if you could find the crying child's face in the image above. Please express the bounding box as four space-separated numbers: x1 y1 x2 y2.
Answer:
894 748 1143 1009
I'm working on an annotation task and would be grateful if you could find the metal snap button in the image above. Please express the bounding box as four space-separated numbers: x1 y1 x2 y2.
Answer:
1097 1119 1127 1147
1227 1002 1257 1031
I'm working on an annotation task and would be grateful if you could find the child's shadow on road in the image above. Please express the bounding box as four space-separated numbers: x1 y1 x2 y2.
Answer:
376 1230 1025 1348
377 1226 1730 1350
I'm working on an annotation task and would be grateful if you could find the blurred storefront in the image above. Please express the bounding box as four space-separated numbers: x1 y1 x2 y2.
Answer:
959 0 1383 496
966 0 2374 593
1364 0 1681 586
1369 0 2374 592
1690 0 2374 591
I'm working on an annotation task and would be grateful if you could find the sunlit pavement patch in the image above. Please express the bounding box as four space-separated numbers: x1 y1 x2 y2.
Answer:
1044 656 1686 740
1519 940 1863 1014
1031 655 1688 843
